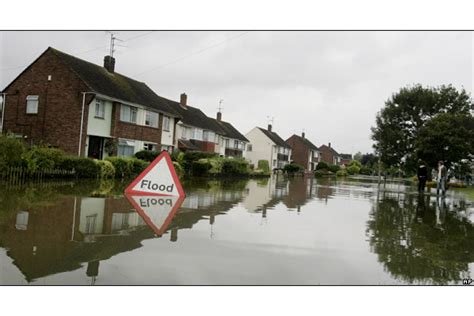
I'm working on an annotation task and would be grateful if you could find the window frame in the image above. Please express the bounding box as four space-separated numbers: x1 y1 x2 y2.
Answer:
26 95 39 114
145 110 159 128
120 104 138 124
163 115 170 131
95 99 105 119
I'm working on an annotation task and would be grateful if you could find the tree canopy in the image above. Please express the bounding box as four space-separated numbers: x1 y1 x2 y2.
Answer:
371 84 473 171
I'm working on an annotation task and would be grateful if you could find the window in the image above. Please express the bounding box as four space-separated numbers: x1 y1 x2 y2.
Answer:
203 130 215 142
163 115 170 131
120 105 137 123
145 111 159 128
144 143 157 151
214 134 219 144
118 139 135 157
85 215 97 234
193 128 203 140
234 140 239 149
225 139 230 148
26 95 39 114
94 99 105 118
247 144 252 151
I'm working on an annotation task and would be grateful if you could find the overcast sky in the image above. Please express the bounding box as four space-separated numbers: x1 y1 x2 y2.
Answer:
1 31 472 154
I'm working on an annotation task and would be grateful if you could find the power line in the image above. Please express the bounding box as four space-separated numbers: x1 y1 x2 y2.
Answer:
134 31 250 76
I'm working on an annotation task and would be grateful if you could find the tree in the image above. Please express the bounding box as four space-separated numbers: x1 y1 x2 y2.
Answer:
416 113 474 168
353 151 363 162
371 84 472 171
360 153 378 167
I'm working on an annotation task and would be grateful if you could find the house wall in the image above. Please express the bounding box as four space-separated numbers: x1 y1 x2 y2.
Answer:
286 135 310 170
320 146 340 165
87 98 113 138
2 49 91 156
160 115 175 148
245 127 273 167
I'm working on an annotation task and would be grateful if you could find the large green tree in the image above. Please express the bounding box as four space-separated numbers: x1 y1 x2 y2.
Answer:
416 113 474 168
371 84 472 170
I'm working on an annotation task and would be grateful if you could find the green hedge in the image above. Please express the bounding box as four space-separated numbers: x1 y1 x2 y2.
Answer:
221 159 249 175
94 159 115 179
191 159 212 176
22 147 64 172
316 161 329 170
58 156 100 178
257 160 270 173
283 163 304 173
359 166 373 175
135 150 160 162
105 157 149 178
336 169 348 177
0 135 26 171
346 165 360 175
328 164 341 173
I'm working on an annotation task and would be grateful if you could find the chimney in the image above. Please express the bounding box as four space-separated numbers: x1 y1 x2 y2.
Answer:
267 124 272 132
180 93 187 108
104 55 115 73
217 111 222 122
328 142 331 148
302 132 305 138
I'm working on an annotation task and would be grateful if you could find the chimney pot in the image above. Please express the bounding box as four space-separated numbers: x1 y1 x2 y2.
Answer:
217 111 222 122
328 142 331 148
302 132 305 138
104 55 115 73
267 124 272 132
180 93 187 108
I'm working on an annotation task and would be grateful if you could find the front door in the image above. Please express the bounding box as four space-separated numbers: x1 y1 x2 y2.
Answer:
88 136 104 159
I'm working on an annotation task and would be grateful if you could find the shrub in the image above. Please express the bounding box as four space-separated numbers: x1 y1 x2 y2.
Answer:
22 147 65 172
58 156 100 178
94 159 116 179
314 170 325 177
257 160 270 173
347 160 362 168
129 158 149 176
0 134 26 171
283 163 304 173
221 158 250 175
191 159 212 176
316 161 329 171
336 169 348 177
106 157 132 178
359 166 373 175
346 165 361 175
135 150 159 162
173 161 184 178
328 164 341 173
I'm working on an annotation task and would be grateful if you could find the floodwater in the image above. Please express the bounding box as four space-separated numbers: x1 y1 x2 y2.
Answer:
0 176 473 285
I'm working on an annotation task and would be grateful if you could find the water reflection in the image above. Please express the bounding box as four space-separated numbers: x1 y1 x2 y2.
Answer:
0 177 472 284
367 192 474 284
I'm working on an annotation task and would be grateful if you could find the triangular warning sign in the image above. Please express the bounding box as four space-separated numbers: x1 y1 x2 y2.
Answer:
125 151 185 197
125 194 184 236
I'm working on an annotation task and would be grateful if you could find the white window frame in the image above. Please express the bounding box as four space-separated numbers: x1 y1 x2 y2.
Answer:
247 144 252 151
145 110 159 128
120 104 138 124
95 99 105 119
163 115 170 131
26 95 39 114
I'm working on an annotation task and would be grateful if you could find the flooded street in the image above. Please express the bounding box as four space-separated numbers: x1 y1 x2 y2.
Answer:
0 176 473 285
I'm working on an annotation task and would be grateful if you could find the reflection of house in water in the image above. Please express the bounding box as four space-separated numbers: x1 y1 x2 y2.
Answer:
0 184 248 283
242 175 290 217
282 177 315 212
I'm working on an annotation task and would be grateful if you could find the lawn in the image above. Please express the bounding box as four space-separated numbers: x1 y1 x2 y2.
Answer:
452 186 474 201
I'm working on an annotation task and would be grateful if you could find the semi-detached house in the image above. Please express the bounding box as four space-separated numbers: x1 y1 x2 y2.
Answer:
0 47 182 159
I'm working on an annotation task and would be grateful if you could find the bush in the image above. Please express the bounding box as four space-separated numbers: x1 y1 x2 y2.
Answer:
283 163 304 173
0 134 26 171
173 161 184 178
129 158 149 176
316 161 329 171
328 164 341 173
221 159 250 175
22 146 64 172
135 150 159 162
191 159 212 176
58 156 100 178
336 169 348 177
94 159 115 179
257 160 270 173
106 157 132 178
346 165 361 175
359 166 373 175
180 151 218 172
314 170 325 177
347 160 362 168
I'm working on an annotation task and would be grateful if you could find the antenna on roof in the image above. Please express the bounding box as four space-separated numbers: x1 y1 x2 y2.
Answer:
218 99 224 112
267 116 274 125
107 31 123 57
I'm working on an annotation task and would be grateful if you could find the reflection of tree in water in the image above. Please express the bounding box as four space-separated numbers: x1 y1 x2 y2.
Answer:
367 194 474 284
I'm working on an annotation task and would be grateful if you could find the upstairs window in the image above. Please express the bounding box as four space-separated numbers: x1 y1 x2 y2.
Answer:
225 139 230 148
26 95 39 114
145 111 159 128
247 144 253 151
163 115 170 131
95 99 105 118
234 140 239 149
120 105 137 124
193 128 203 140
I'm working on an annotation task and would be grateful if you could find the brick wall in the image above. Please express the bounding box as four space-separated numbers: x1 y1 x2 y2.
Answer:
110 102 163 145
2 48 91 156
320 146 336 165
286 135 310 169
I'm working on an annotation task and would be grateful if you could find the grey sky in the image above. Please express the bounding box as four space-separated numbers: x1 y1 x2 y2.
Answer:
1 31 472 154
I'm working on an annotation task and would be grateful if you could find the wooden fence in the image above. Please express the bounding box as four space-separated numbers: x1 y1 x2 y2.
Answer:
0 167 76 185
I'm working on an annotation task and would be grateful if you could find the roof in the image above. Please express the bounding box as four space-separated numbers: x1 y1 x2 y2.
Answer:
286 134 319 151
319 144 340 156
169 100 225 133
6 47 181 117
257 127 291 148
340 154 352 160
211 118 249 142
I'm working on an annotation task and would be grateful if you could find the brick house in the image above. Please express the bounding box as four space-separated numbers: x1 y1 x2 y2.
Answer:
0 47 182 159
319 143 342 165
339 153 353 166
245 124 292 170
285 132 320 171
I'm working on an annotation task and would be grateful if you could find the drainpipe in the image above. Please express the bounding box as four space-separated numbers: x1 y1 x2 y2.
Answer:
79 92 95 156
0 93 6 133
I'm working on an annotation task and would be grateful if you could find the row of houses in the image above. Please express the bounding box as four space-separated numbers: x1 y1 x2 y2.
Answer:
0 47 352 171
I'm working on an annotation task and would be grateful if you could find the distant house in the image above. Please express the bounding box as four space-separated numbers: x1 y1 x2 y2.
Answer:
172 93 223 153
211 111 249 158
245 124 292 170
319 143 341 165
286 132 320 171
339 154 353 166
1 47 182 159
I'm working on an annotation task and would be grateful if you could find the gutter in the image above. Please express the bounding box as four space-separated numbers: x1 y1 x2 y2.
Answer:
79 92 95 156
0 93 6 133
